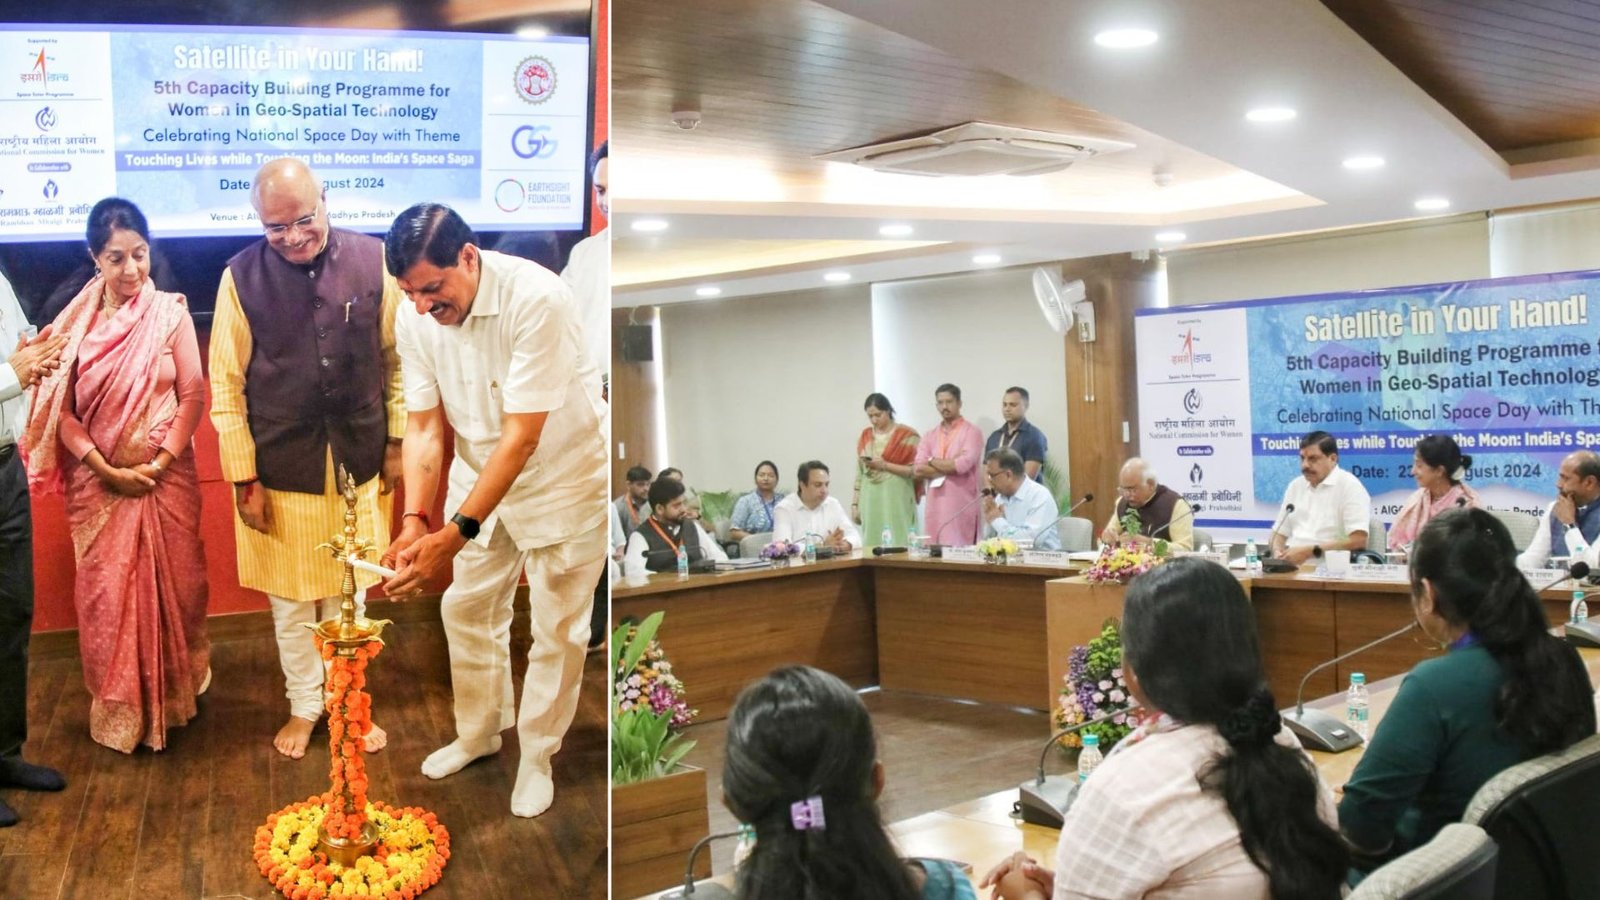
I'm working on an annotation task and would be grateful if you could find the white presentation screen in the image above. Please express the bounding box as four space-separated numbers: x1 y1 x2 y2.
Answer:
0 23 591 241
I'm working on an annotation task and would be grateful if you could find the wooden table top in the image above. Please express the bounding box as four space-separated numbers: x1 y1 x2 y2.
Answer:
612 552 1083 597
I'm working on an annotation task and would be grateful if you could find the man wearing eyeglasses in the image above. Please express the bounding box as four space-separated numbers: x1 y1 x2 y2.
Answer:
208 157 407 761
1100 457 1194 550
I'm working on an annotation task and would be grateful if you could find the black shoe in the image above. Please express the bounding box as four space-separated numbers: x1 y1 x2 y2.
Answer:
0 798 17 827
0 758 65 792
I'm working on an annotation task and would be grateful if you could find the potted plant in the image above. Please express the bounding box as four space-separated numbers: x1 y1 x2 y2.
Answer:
610 612 711 899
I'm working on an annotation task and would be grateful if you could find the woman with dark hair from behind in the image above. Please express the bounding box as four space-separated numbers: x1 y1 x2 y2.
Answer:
982 556 1346 899
1341 507 1595 865
1387 433 1481 553
724 666 975 900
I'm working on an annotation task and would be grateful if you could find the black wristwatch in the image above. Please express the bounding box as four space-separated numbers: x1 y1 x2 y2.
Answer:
450 512 481 540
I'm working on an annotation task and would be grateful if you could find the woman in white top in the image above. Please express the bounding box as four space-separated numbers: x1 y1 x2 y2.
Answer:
982 557 1346 899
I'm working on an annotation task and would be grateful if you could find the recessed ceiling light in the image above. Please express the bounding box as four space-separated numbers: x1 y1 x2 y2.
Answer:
631 219 669 232
1414 197 1450 211
823 271 852 283
1245 107 1297 123
1094 28 1159 49
695 286 723 297
878 224 914 237
1154 231 1187 244
1342 155 1386 171
972 253 1002 265
515 25 550 39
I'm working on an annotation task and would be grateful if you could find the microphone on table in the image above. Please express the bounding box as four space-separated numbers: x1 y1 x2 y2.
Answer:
659 829 740 900
928 490 991 557
1015 701 1142 828
1284 562 1591 751
1260 503 1299 573
1030 493 1096 551
1559 561 1600 648
872 546 907 556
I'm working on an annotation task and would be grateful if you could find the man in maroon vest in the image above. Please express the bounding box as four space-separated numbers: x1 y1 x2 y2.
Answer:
208 158 407 759
1100 457 1195 550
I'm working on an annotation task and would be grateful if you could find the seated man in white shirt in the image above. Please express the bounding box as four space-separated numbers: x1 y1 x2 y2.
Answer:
1516 450 1600 570
1270 430 1372 566
622 477 727 578
982 449 1062 550
772 460 861 552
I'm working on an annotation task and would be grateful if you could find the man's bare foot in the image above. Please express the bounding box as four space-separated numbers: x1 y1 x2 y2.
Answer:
274 716 317 759
364 723 388 753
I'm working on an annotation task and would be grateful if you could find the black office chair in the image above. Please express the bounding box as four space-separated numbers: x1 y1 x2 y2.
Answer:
1461 732 1600 899
1350 823 1497 900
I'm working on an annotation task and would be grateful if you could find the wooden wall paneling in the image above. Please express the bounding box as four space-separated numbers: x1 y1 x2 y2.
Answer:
1061 254 1161 529
1332 585 1437 688
1251 583 1339 703
611 305 663 492
1044 578 1128 715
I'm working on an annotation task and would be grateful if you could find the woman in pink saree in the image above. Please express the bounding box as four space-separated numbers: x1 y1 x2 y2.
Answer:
23 198 210 753
1388 433 1482 553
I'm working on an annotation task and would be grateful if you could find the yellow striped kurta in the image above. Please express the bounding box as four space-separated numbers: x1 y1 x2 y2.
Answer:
208 266 408 602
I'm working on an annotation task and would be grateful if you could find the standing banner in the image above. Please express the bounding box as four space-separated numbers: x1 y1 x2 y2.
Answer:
1136 269 1600 538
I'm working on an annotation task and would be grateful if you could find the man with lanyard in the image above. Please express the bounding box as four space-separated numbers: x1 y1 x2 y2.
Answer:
915 383 984 545
1517 449 1600 569
622 477 727 578
614 465 651 539
0 272 68 826
984 386 1048 480
380 203 608 818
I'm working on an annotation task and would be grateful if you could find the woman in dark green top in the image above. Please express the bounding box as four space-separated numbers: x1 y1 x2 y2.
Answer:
1339 508 1595 864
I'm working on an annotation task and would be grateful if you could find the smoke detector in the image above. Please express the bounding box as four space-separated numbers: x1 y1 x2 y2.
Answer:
671 108 701 130
816 122 1133 177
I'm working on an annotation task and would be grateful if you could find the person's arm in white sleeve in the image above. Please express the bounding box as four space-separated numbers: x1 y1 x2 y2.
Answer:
696 522 729 561
836 500 862 549
1517 507 1554 570
1341 477 1373 551
772 503 795 544
623 531 651 579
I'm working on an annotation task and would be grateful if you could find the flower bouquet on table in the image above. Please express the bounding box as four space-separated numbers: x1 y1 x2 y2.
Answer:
612 611 699 785
1054 618 1141 753
977 537 1019 564
1084 511 1168 583
760 540 802 568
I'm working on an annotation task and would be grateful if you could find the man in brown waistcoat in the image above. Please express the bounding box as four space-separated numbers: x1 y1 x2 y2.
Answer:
1100 457 1195 550
209 158 406 758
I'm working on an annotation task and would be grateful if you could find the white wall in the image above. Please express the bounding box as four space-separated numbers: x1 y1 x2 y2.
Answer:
872 268 1068 463
1489 203 1600 277
1166 215 1491 306
660 286 874 493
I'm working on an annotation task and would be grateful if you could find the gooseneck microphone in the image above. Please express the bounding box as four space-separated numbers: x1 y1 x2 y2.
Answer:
1031 493 1096 549
660 829 740 899
1015 701 1142 828
1261 503 1299 572
1147 503 1203 541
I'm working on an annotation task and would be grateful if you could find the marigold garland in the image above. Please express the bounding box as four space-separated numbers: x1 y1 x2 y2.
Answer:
254 636 450 897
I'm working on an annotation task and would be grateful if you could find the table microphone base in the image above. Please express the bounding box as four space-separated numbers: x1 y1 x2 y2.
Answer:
660 882 736 900
1016 775 1081 829
1565 620 1600 648
1283 707 1365 753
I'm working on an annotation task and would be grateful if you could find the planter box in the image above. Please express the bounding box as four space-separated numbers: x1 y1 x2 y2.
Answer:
612 765 712 899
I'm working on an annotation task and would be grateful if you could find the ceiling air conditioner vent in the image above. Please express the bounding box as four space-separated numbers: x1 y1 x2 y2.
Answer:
816 122 1134 177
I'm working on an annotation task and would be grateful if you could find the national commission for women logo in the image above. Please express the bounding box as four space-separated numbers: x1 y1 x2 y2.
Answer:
513 56 557 105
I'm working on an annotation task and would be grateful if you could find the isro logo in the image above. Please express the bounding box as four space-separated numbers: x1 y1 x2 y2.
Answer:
21 45 68 86
1169 326 1213 373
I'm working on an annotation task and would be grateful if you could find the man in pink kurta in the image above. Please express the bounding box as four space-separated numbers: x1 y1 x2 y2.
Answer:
915 383 984 545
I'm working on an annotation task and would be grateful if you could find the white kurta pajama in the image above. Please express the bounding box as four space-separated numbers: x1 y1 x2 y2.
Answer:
394 249 609 816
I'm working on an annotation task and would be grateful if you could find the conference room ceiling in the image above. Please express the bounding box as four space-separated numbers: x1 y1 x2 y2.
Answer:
614 0 1600 307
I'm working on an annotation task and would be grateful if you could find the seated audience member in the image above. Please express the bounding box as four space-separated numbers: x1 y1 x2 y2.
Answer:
773 460 861 552
658 466 703 520
982 557 1346 900
610 499 626 562
730 460 784 542
723 665 977 900
1341 509 1596 864
1270 431 1371 565
984 386 1048 480
614 465 651 538
1099 457 1194 550
622 477 727 578
1516 449 1600 569
1388 434 1480 553
983 449 1061 550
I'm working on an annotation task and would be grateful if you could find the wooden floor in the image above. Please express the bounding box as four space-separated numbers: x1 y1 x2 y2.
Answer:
0 603 608 899
681 687 1053 874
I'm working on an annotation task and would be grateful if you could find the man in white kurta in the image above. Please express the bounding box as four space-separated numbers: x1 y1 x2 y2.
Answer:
772 460 862 551
381 203 608 818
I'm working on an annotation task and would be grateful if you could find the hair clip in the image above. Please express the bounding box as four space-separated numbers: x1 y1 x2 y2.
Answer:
790 795 825 831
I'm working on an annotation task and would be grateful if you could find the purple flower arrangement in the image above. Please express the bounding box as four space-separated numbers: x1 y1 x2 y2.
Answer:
1053 619 1140 751
615 632 697 731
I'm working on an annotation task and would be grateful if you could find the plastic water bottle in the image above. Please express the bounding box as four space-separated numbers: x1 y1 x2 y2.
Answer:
804 540 817 563
881 525 894 548
1245 538 1263 576
1077 733 1103 782
1346 673 1369 740
1574 589 1589 625
675 544 688 576
731 824 757 871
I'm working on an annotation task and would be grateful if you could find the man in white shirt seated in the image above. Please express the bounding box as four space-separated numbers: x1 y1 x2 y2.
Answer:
1271 430 1372 566
772 460 861 552
982 449 1062 550
1516 450 1600 570
623 477 727 578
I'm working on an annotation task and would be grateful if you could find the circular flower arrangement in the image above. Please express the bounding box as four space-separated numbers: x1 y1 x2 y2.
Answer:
255 637 450 898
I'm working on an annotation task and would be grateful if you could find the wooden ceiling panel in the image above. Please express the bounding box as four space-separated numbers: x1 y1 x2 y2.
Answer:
1323 0 1600 152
